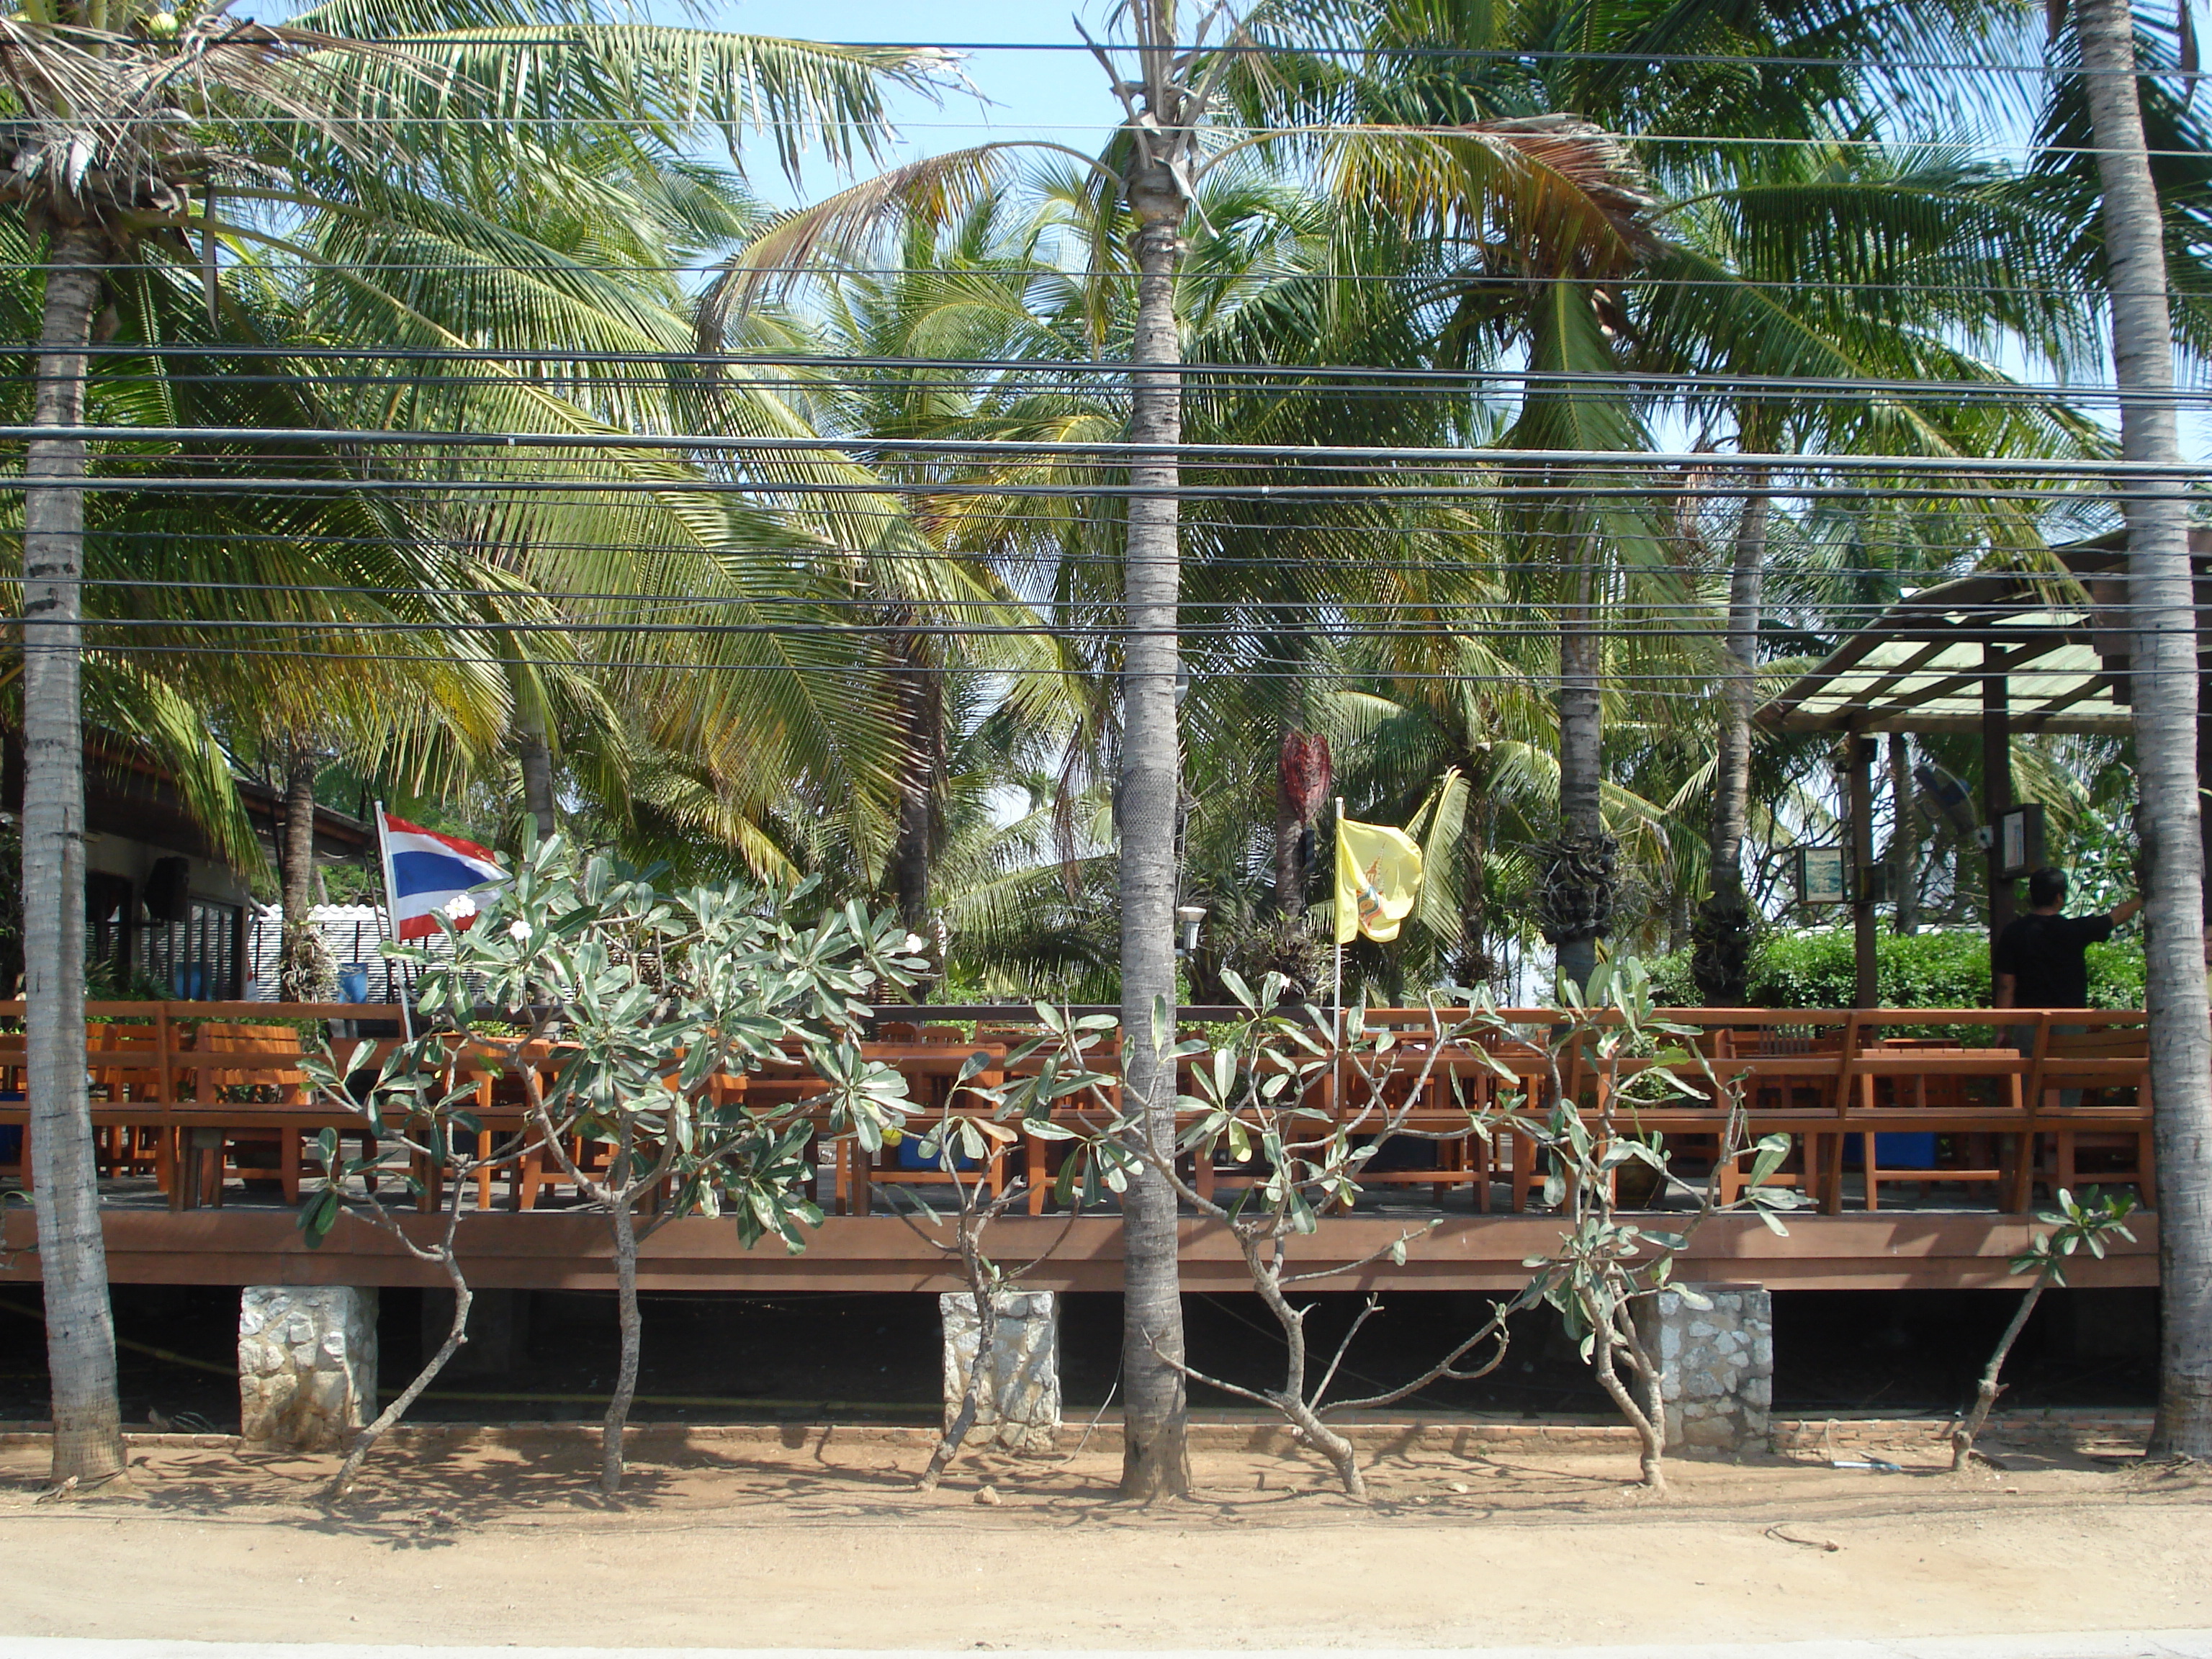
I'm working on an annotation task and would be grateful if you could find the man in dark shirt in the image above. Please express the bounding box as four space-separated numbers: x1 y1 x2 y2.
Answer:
1995 868 2140 1107
1992 868 2140 1011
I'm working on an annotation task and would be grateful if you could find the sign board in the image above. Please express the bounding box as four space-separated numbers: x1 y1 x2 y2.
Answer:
1995 804 2046 879
1794 845 1851 907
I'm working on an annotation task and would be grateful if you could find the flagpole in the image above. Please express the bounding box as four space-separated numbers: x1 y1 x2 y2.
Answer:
1331 795 1345 1051
372 801 415 1043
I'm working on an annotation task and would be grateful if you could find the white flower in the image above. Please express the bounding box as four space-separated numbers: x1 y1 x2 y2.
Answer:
508 920 532 943
443 894 479 920
903 932 927 955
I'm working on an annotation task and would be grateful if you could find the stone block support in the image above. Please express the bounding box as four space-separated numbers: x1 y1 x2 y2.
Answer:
238 1285 378 1452
940 1290 1060 1455
1635 1282 1773 1457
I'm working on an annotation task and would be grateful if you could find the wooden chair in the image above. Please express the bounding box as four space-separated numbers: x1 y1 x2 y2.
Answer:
91 1025 168 1179
853 1034 1008 1215
1842 1037 2031 1212
2027 1017 2156 1206
188 1022 312 1205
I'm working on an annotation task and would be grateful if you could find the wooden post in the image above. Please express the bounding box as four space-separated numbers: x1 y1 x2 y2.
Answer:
1984 653 2014 960
1848 728 1879 1008
1889 733 1918 935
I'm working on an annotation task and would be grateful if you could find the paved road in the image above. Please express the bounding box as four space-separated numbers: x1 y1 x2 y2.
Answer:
3 1635 2211 1659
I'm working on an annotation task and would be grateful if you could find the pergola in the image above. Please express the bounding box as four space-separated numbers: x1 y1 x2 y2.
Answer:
1756 529 2212 1004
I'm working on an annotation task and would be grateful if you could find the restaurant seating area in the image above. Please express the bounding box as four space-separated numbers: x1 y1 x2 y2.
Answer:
0 1001 2157 1223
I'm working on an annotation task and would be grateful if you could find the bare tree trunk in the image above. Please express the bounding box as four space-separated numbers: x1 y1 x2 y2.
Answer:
1555 552 1606 990
1246 1256 1364 1498
1694 477 1770 1004
1588 1298 1666 1494
917 1246 996 1494
1951 1280 2043 1470
24 223 125 1488
1465 786 1491 984
602 1192 642 1496
1889 734 1919 934
330 1194 472 1502
2077 0 2212 1457
1116 168 1192 1503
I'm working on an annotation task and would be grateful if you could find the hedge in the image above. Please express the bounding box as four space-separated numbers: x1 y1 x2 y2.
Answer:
1638 927 2145 1011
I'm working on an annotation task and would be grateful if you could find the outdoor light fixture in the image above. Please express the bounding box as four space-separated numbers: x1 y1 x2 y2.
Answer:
1175 903 1208 954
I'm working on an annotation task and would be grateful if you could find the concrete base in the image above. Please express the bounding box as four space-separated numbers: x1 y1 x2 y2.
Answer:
940 1290 1060 1455
238 1285 377 1452
421 1288 531 1377
1635 1281 1772 1457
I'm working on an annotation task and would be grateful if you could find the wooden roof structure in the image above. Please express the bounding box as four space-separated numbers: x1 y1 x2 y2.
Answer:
1758 529 2212 737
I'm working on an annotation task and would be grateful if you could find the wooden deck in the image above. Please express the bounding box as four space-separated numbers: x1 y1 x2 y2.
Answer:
0 999 2165 1295
0 1208 2160 1293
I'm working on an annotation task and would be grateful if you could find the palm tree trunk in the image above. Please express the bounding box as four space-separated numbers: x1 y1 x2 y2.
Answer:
1694 476 1770 1003
277 745 324 1003
1707 477 1770 904
887 640 939 952
2076 0 2212 1457
24 222 126 1488
1115 169 1192 1502
1273 751 1306 920
1555 547 1605 990
517 709 557 844
1889 734 1918 935
1464 781 1491 986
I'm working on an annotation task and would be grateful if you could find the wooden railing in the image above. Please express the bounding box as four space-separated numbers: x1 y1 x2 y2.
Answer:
0 1002 2156 1218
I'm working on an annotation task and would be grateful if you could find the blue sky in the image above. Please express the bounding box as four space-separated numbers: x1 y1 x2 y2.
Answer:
721 1 1122 203
717 2 2204 460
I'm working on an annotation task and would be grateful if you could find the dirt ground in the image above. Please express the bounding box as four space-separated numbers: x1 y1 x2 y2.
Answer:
0 1430 2206 1650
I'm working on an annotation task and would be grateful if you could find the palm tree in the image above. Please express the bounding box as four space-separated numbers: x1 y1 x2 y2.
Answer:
2064 0 2212 1458
0 0 939 1485
1629 140 2115 999
720 20 1662 1485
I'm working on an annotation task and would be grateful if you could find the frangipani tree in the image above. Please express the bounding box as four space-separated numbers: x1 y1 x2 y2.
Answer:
340 834 926 1495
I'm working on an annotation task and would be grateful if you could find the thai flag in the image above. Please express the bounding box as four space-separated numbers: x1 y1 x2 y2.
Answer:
379 811 508 940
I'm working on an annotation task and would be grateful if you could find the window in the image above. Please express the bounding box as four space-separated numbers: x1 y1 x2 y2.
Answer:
138 899 243 1001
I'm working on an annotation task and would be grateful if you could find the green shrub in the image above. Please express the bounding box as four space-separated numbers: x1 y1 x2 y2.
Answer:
1623 928 2145 1011
1750 928 1988 1009
2085 940 2146 1008
1640 946 1699 1007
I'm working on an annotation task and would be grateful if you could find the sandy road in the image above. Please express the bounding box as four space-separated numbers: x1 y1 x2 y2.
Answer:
0 1436 2206 1651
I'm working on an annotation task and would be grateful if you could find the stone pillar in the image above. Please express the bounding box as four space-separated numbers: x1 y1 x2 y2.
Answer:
1635 1282 1773 1457
422 1287 531 1377
940 1290 1060 1455
238 1285 378 1452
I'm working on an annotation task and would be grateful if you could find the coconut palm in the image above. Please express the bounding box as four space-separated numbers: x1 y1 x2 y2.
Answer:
2028 0 2209 1453
716 3 1676 1484
0 0 940 1485
1619 138 2116 999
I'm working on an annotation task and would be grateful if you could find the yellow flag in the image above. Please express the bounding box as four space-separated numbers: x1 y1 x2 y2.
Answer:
1335 816 1424 944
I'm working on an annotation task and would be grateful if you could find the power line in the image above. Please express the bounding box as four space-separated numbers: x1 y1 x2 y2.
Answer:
6 342 2195 393
0 474 2165 504
6 424 2200 475
328 36 2212 76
